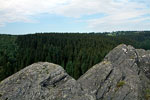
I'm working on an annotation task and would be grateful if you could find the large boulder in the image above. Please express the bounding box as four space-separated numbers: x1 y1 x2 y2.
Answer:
0 62 95 100
78 44 150 100
0 44 150 100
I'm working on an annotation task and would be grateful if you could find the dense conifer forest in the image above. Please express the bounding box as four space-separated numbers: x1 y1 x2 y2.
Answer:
0 31 150 81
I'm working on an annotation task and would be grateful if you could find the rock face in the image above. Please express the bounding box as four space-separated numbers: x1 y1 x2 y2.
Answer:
78 44 150 100
0 62 95 100
0 44 150 100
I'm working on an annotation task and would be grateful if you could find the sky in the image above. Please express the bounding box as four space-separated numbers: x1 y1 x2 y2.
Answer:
0 0 150 34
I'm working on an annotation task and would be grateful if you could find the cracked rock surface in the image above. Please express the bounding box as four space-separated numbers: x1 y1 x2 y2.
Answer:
78 44 150 100
0 44 150 100
0 62 95 100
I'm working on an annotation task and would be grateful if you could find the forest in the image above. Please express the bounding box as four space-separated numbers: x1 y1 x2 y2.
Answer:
0 31 150 81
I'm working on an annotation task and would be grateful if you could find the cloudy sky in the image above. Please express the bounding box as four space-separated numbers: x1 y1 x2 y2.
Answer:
0 0 150 34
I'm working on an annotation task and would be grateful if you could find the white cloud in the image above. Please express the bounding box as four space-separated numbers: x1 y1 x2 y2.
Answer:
84 0 150 31
0 0 150 31
0 0 69 25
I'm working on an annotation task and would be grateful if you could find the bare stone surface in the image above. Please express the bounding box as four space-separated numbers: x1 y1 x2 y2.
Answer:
0 44 150 100
0 62 95 100
78 44 150 100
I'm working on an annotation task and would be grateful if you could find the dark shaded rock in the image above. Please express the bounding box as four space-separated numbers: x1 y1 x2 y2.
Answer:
136 49 150 79
0 44 150 100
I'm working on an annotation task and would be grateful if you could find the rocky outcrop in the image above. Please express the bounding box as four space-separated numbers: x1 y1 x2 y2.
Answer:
0 62 95 100
0 44 150 100
78 44 150 100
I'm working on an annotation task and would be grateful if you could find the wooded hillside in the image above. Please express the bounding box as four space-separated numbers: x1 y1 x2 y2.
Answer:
0 31 150 81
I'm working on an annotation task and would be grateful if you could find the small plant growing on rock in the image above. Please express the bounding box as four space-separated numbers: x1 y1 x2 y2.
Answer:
116 81 125 88
146 94 150 100
130 55 135 59
145 89 150 100
115 81 126 92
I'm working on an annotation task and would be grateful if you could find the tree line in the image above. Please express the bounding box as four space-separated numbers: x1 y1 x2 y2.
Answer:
0 31 150 81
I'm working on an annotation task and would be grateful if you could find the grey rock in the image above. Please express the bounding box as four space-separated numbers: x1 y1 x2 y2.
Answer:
0 44 150 100
0 62 95 100
78 44 150 100
136 49 150 79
